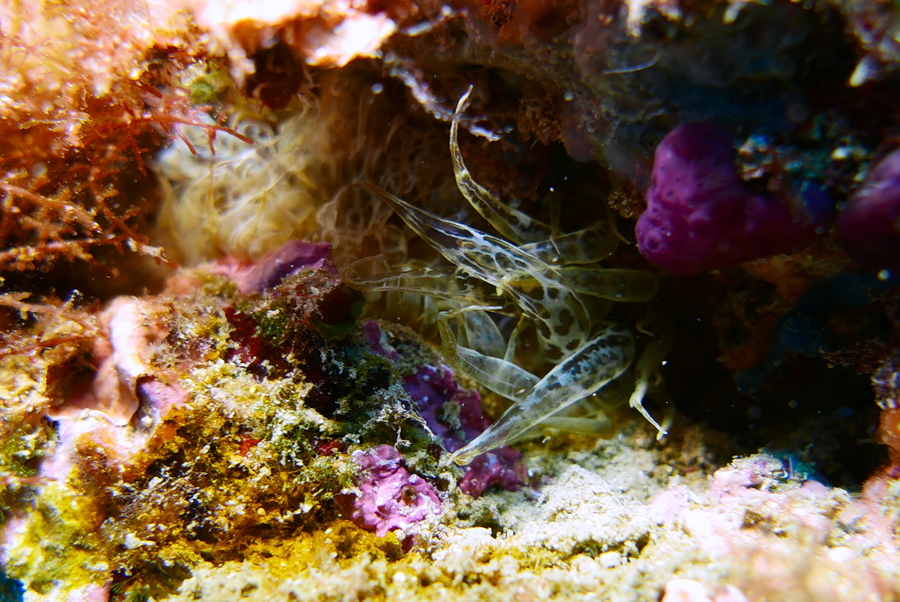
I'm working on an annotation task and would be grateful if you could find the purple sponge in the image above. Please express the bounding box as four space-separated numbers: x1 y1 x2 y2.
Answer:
837 148 900 273
636 123 822 274
404 365 526 497
340 445 441 537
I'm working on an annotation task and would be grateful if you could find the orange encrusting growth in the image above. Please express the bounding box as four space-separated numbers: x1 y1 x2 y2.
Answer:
879 405 900 468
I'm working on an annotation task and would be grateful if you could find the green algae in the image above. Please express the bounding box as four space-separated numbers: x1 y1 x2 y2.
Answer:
93 359 360 576
4 482 109 595
186 63 234 106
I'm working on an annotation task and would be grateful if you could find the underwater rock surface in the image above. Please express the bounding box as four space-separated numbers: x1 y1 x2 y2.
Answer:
0 0 899 600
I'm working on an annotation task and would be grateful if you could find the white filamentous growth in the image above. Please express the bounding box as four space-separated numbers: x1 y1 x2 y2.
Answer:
157 110 331 264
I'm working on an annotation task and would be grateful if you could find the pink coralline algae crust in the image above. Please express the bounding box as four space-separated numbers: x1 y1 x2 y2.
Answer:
340 445 441 538
837 148 900 273
50 297 170 427
403 364 526 497
636 123 821 274
40 297 190 482
648 460 900 601
661 579 749 602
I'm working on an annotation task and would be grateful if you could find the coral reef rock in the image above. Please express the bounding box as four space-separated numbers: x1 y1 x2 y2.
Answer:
1 0 900 600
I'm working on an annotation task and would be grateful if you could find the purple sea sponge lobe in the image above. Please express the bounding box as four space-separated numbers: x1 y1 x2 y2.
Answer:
341 445 442 538
837 148 900 273
636 123 824 274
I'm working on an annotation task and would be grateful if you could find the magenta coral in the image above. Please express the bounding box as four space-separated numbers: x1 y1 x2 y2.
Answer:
458 447 526 498
403 364 526 497
837 148 900 273
363 321 527 497
363 321 400 362
636 123 822 274
341 445 441 537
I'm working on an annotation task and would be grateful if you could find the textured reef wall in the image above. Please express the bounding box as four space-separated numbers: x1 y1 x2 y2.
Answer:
1 0 900 600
